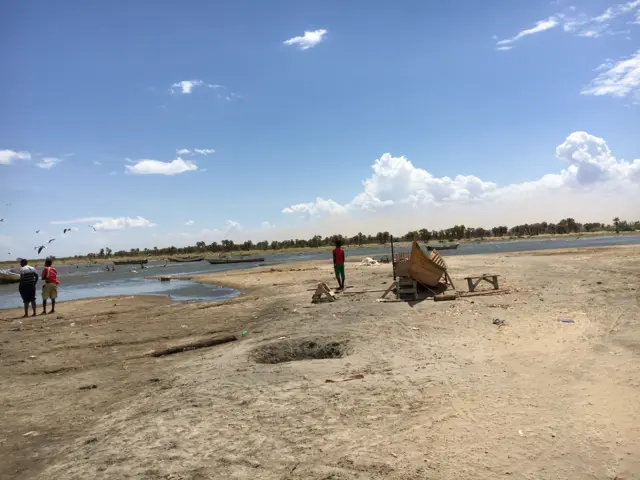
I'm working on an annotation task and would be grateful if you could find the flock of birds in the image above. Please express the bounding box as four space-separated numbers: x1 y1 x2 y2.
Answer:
2 203 99 257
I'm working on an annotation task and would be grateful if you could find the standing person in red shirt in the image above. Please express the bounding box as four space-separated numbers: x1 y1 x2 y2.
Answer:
332 239 346 291
41 257 59 314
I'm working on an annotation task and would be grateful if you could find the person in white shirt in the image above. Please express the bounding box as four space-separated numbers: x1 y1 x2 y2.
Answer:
18 259 38 317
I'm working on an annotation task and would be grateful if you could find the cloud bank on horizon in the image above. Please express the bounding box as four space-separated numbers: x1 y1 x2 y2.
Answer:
283 131 640 218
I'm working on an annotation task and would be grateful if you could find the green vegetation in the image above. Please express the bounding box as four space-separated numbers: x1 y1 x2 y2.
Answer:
2 217 637 267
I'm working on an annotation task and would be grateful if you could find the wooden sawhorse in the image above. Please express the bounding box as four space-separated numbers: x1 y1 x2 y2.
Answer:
464 273 500 292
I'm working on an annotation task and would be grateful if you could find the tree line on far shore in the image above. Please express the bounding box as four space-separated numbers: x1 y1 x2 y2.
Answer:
82 217 638 259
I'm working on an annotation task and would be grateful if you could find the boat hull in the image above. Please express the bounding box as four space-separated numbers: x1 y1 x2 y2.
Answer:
395 241 447 287
0 271 20 284
168 257 204 263
426 243 459 250
207 257 265 265
113 259 149 266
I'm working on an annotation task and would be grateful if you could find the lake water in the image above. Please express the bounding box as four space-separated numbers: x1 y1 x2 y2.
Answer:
1 234 639 310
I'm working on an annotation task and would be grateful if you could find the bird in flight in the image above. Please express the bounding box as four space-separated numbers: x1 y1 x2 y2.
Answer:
36 230 40 234
89 225 97 231
35 245 47 254
63 228 73 234
48 238 55 244
4 203 10 207
0 218 3 222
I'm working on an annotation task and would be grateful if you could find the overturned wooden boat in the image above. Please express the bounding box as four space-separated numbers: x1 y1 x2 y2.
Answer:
0 268 20 284
168 256 204 263
426 243 459 251
113 259 148 266
394 240 447 287
207 257 265 265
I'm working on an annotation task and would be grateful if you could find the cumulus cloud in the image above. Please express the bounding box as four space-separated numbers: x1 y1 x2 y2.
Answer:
283 131 640 218
176 148 190 155
581 49 640 100
170 80 204 94
184 220 195 226
125 157 198 175
51 216 156 230
0 149 31 165
283 29 327 50
36 157 63 169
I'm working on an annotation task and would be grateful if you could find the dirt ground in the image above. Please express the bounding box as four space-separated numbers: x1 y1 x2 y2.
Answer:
1 246 639 480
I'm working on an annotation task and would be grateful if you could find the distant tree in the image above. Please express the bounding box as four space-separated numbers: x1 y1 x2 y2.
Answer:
613 217 620 234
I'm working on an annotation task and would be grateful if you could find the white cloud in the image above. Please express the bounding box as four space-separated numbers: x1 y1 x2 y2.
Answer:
125 157 198 175
581 49 640 100
184 220 195 226
283 29 327 50
224 220 243 234
176 148 215 156
497 1 640 48
93 160 102 165
283 131 640 218
496 16 559 48
170 80 204 94
261 221 275 229
36 157 63 169
51 216 156 230
193 148 215 155
496 46 513 51
282 197 348 217
0 149 31 165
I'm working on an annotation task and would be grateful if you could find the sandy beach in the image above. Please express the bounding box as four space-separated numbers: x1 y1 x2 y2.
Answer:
1 245 639 479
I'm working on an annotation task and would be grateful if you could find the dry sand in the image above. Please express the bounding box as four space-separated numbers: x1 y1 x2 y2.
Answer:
1 246 639 480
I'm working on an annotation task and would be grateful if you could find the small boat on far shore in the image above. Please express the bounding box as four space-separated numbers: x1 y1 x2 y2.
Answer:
207 257 265 265
426 243 459 251
113 259 149 266
168 256 204 263
0 269 20 284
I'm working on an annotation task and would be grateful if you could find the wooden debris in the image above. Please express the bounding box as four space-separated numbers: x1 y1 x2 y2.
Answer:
433 294 457 302
311 282 336 303
464 273 500 292
149 335 237 357
325 374 364 383
458 289 510 298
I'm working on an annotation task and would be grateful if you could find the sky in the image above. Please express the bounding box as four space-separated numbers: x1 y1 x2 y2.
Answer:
1 0 639 259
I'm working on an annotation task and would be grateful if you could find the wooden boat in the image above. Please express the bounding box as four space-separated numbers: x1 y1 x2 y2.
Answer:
394 241 446 287
168 256 204 263
113 259 148 266
207 257 265 265
426 243 459 251
0 268 20 284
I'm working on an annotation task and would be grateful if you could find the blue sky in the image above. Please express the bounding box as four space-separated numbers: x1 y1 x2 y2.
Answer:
1 0 639 259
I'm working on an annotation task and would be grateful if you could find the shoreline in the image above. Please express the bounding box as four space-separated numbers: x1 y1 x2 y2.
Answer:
1 245 639 478
1 231 637 268
2 243 637 312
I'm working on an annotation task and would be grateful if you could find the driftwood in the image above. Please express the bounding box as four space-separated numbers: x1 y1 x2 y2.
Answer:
150 335 237 357
325 374 364 383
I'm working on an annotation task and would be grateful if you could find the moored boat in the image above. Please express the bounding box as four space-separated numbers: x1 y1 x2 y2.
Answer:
113 259 149 266
426 243 459 251
207 257 265 265
168 256 204 263
0 268 20 284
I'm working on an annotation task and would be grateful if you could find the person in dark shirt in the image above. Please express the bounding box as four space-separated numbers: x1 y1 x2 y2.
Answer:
18 259 38 317
332 239 346 291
